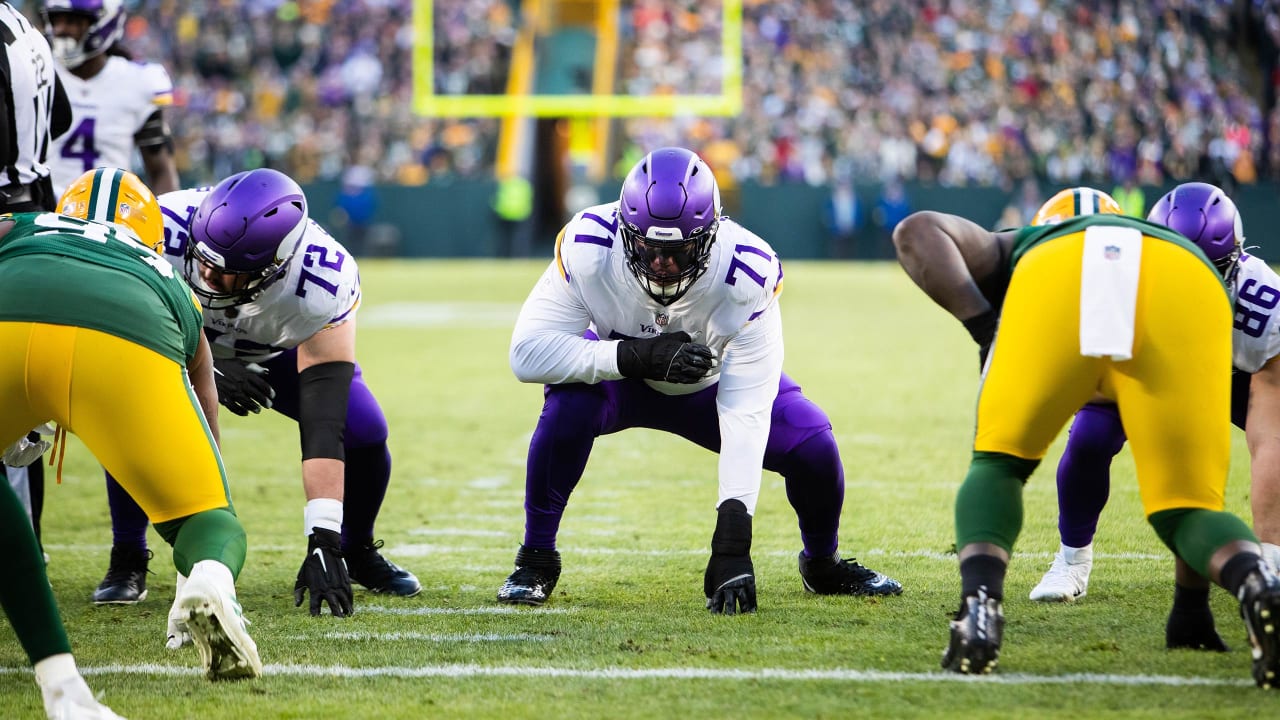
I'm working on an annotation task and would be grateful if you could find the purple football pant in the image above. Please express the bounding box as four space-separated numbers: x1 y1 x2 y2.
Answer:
523 373 845 558
1055 371 1250 547
104 348 392 552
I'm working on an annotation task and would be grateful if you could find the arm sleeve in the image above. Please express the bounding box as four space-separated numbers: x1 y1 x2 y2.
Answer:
714 303 784 515
51 72 71 140
509 260 621 385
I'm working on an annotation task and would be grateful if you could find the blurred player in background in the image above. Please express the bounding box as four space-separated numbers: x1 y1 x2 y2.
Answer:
101 168 420 625
501 146 902 614
1027 182 1280 648
2 167 261 686
893 187 1280 686
44 0 178 197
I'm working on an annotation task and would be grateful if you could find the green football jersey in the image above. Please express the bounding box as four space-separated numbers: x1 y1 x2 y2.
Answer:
0 212 203 364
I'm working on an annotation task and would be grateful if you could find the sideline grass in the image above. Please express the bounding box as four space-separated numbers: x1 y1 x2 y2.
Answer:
0 260 1268 719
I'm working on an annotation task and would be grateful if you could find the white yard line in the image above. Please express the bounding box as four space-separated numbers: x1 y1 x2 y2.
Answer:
357 605 577 615
0 664 1251 687
282 632 553 642
381 544 1171 562
38 544 1170 561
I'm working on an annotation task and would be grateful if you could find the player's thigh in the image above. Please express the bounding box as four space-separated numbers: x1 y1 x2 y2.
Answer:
0 323 52 445
975 236 1101 459
1113 242 1232 515
66 329 229 523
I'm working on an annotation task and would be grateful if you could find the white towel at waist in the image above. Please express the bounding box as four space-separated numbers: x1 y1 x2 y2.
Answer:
1079 225 1143 360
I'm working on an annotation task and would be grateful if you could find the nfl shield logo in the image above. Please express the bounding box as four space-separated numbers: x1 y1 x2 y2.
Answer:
655 312 668 327
1104 245 1121 260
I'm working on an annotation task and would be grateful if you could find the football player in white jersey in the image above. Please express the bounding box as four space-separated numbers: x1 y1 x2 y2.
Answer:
1023 182 1280 648
499 147 903 613
98 169 420 627
44 0 179 198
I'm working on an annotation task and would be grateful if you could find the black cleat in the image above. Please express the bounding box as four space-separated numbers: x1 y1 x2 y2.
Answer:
798 551 902 596
942 588 1004 674
1166 609 1229 652
497 545 562 606
1238 567 1280 689
345 540 421 597
92 546 152 605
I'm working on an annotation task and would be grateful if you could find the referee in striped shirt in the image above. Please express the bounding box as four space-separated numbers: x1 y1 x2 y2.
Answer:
1 1 70 212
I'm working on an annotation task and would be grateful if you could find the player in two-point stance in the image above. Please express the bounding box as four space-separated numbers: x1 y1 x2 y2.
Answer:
500 146 902 614
1025 182 1280 649
44 0 179 198
100 168 420 628
1 168 261 688
893 187 1280 687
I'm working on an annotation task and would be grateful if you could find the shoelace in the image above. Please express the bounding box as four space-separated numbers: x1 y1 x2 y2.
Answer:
48 424 67 484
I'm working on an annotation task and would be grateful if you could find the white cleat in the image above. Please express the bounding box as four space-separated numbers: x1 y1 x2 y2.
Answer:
1029 543 1093 602
40 673 127 720
177 561 262 681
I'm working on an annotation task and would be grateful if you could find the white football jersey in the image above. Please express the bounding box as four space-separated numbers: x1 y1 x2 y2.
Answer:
157 188 362 363
49 56 173 196
1231 254 1280 374
510 202 785 512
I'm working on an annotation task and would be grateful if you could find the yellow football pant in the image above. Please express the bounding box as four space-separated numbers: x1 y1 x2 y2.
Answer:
0 322 229 522
975 232 1232 516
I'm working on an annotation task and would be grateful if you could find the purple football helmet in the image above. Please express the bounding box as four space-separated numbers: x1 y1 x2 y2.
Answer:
619 147 721 305
186 169 309 309
1147 181 1244 280
43 0 126 69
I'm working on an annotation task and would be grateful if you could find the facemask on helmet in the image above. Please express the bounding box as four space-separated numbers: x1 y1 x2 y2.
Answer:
1147 181 1244 281
56 167 163 250
185 168 308 309
618 147 721 306
1030 187 1123 226
43 0 126 70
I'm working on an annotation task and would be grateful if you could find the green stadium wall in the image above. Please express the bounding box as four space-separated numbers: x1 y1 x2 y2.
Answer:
305 180 1280 262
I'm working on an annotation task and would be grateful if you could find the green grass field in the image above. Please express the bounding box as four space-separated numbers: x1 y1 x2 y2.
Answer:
0 260 1272 719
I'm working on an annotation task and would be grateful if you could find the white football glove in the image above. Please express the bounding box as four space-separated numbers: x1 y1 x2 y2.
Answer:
3 435 51 467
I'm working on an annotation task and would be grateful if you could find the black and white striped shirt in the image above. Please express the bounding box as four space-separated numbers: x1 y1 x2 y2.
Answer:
0 3 58 190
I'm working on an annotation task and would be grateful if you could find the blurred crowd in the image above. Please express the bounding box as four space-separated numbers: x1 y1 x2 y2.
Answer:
98 0 505 187
16 0 1280 193
621 0 1280 190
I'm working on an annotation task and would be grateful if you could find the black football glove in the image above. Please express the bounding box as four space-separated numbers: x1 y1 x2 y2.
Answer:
213 358 275 416
617 331 716 384
961 308 998 370
294 528 354 617
704 499 757 615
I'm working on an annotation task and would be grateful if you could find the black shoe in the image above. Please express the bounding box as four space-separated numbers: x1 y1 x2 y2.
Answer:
798 551 902 596
1238 567 1280 688
345 540 421 596
497 545 561 606
942 588 1004 674
92 546 152 605
1166 609 1229 652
